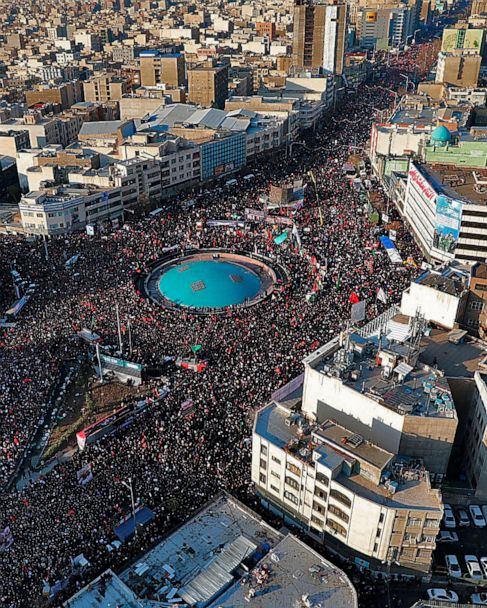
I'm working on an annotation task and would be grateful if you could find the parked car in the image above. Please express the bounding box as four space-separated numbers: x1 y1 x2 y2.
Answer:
480 556 487 579
427 589 459 602
466 555 483 579
445 554 462 578
457 507 470 527
471 592 487 605
443 504 456 529
482 505 487 522
437 531 459 543
470 505 487 528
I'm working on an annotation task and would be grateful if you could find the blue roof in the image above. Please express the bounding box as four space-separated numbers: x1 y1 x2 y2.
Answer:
431 125 452 143
114 506 155 542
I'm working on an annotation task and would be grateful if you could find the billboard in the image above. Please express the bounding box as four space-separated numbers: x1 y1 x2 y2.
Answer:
433 195 463 256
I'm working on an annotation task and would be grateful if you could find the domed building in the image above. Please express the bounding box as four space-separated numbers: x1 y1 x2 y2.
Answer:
430 124 453 146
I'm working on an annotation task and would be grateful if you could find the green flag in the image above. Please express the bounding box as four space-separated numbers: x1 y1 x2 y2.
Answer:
191 345 202 353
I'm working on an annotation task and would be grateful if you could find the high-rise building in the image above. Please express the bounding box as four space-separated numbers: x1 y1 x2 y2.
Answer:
83 74 128 103
292 0 347 75
187 64 229 109
140 51 185 88
436 51 481 87
470 0 487 15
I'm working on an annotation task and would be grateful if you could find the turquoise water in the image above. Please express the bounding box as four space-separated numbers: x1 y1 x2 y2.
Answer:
158 260 262 309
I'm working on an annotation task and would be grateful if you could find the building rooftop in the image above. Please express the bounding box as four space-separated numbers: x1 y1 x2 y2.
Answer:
417 272 465 296
255 404 441 511
64 494 357 608
314 420 393 470
306 327 456 419
421 163 487 206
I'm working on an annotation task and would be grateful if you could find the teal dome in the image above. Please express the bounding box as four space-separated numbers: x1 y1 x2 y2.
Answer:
431 125 452 145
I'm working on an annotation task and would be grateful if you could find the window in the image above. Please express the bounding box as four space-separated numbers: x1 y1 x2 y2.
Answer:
329 489 351 509
286 462 301 476
260 458 267 470
259 473 266 484
270 484 279 493
326 518 347 537
260 445 267 456
316 472 329 486
407 518 422 527
470 301 484 311
373 542 379 552
315 488 327 501
328 504 349 523
311 514 324 528
379 513 385 524
284 490 298 505
424 518 439 529
313 501 325 514
418 549 431 559
271 455 281 465
285 476 300 491
271 470 280 479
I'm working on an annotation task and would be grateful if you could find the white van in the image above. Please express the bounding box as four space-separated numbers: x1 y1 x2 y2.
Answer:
225 178 238 187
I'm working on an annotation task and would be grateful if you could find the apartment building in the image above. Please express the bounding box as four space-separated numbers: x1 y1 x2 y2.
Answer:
83 74 128 103
19 158 163 235
119 131 200 190
253 405 443 574
436 52 482 87
251 313 473 572
25 81 83 110
187 64 229 109
292 0 347 74
139 51 185 88
225 95 300 140
0 130 30 157
0 112 78 148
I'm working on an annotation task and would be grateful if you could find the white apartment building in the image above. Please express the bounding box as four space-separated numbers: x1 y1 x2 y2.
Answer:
253 405 443 574
19 186 123 235
119 133 201 190
68 157 163 207
20 158 164 235
252 321 455 573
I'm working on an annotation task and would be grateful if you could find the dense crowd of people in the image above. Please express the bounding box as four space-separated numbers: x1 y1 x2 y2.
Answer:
0 50 426 608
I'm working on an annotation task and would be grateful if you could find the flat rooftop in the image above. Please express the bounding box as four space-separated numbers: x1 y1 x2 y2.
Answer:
255 404 441 511
64 570 142 608
308 330 456 419
65 494 357 608
423 163 487 206
314 420 393 470
214 534 357 608
419 327 487 377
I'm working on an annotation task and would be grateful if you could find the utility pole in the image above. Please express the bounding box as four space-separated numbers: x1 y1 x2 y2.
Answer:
43 234 49 261
96 342 104 383
115 302 123 354
121 477 137 537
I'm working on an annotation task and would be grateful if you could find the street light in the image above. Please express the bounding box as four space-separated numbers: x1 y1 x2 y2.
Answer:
120 477 138 538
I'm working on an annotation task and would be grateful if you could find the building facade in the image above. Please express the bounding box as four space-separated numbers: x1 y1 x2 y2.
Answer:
292 0 347 74
140 51 185 88
187 64 229 109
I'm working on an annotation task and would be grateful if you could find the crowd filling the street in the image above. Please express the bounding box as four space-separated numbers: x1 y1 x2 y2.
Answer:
0 53 429 608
